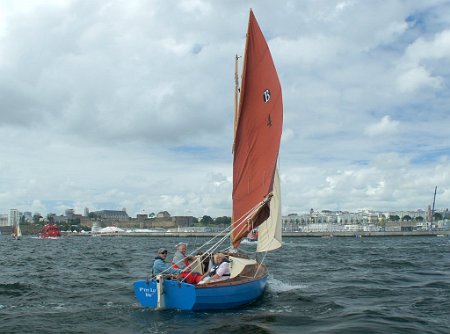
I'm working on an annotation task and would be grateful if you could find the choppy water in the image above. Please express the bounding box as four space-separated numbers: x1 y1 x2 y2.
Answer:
1 235 449 333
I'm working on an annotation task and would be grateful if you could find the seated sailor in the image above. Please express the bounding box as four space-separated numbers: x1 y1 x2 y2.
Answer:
153 248 184 276
198 253 231 284
172 242 195 269
171 242 202 284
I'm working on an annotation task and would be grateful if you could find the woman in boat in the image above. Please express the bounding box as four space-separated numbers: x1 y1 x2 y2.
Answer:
172 242 202 284
198 253 231 284
153 248 184 276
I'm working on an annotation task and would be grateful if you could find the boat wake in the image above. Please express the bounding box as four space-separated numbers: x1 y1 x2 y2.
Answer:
240 239 257 245
267 276 307 293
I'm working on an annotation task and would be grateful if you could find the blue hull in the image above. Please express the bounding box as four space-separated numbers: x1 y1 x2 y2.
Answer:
134 275 267 311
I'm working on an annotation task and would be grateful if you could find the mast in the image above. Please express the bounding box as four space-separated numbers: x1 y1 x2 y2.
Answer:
233 54 241 141
231 54 241 249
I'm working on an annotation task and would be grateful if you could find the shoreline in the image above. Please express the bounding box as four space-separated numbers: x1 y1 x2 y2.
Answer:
62 231 450 237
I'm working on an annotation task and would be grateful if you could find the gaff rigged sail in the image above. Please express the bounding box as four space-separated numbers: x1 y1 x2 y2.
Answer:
232 10 283 248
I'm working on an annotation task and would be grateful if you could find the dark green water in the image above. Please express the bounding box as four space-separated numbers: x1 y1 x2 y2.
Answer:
1 236 449 333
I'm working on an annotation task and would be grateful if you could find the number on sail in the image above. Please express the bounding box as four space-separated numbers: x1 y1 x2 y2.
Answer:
263 89 271 103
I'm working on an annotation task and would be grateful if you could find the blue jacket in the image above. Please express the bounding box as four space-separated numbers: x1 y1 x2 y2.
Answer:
153 256 182 275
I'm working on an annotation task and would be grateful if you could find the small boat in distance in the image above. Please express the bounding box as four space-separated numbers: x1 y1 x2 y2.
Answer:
134 9 283 311
243 229 258 243
11 222 22 240
38 224 62 239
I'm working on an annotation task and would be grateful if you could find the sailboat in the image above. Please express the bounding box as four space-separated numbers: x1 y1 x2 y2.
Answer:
134 9 283 311
12 222 22 240
243 229 258 243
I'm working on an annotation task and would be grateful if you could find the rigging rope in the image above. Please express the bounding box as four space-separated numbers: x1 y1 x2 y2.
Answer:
155 197 271 281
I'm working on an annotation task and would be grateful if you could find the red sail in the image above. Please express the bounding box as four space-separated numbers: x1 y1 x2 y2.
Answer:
232 10 283 248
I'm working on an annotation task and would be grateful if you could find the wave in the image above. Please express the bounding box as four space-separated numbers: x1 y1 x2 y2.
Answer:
240 239 257 245
0 282 31 296
267 276 308 293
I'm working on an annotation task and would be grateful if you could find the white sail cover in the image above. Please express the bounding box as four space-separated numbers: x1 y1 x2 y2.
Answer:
257 169 282 252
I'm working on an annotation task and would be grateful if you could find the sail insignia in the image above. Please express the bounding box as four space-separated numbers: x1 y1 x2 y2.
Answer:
267 114 272 127
263 89 271 103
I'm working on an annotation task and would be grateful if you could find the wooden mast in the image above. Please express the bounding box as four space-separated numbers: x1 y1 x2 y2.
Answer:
231 54 240 243
233 54 240 142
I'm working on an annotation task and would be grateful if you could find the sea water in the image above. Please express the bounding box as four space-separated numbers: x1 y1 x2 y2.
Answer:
1 236 449 333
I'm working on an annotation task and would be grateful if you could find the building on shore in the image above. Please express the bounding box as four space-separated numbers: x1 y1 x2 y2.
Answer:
0 206 448 235
282 209 450 232
77 210 194 230
92 209 130 221
8 209 19 227
0 213 8 226
281 208 448 233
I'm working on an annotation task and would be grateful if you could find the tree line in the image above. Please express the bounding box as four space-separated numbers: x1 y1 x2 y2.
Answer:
193 216 231 226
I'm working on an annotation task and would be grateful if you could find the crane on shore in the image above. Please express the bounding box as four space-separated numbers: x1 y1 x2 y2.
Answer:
431 186 437 223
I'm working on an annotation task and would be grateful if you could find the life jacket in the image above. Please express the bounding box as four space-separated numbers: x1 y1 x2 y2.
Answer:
209 258 230 277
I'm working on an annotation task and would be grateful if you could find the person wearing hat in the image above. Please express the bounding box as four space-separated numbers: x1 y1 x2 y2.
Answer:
153 248 184 276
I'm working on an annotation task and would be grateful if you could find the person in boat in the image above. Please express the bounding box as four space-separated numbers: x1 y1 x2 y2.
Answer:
172 242 202 284
198 253 231 285
172 242 195 269
153 248 185 276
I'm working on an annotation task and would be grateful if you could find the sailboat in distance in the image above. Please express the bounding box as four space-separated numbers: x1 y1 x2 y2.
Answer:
12 221 22 240
134 9 283 311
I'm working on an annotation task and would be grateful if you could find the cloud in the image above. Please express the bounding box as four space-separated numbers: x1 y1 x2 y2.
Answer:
396 29 450 92
405 29 450 61
396 66 443 92
0 1 449 217
365 116 400 137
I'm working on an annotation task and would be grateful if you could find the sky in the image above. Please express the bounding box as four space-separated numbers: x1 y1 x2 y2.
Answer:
1 0 449 218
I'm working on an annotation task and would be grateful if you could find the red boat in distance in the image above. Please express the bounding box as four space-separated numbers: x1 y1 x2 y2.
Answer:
38 224 62 239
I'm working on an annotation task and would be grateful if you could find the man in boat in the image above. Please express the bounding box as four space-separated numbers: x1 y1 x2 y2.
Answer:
198 253 231 284
172 242 202 284
153 248 186 276
172 242 194 269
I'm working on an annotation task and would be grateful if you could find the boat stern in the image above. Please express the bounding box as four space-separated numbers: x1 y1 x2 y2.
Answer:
134 277 197 310
134 280 159 308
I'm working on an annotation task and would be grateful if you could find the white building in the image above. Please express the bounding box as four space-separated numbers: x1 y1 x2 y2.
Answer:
8 209 19 226
0 214 8 226
282 208 446 232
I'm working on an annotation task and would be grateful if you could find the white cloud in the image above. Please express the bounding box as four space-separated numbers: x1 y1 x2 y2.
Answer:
396 66 443 92
365 116 400 137
405 29 450 62
396 29 450 92
30 200 46 215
